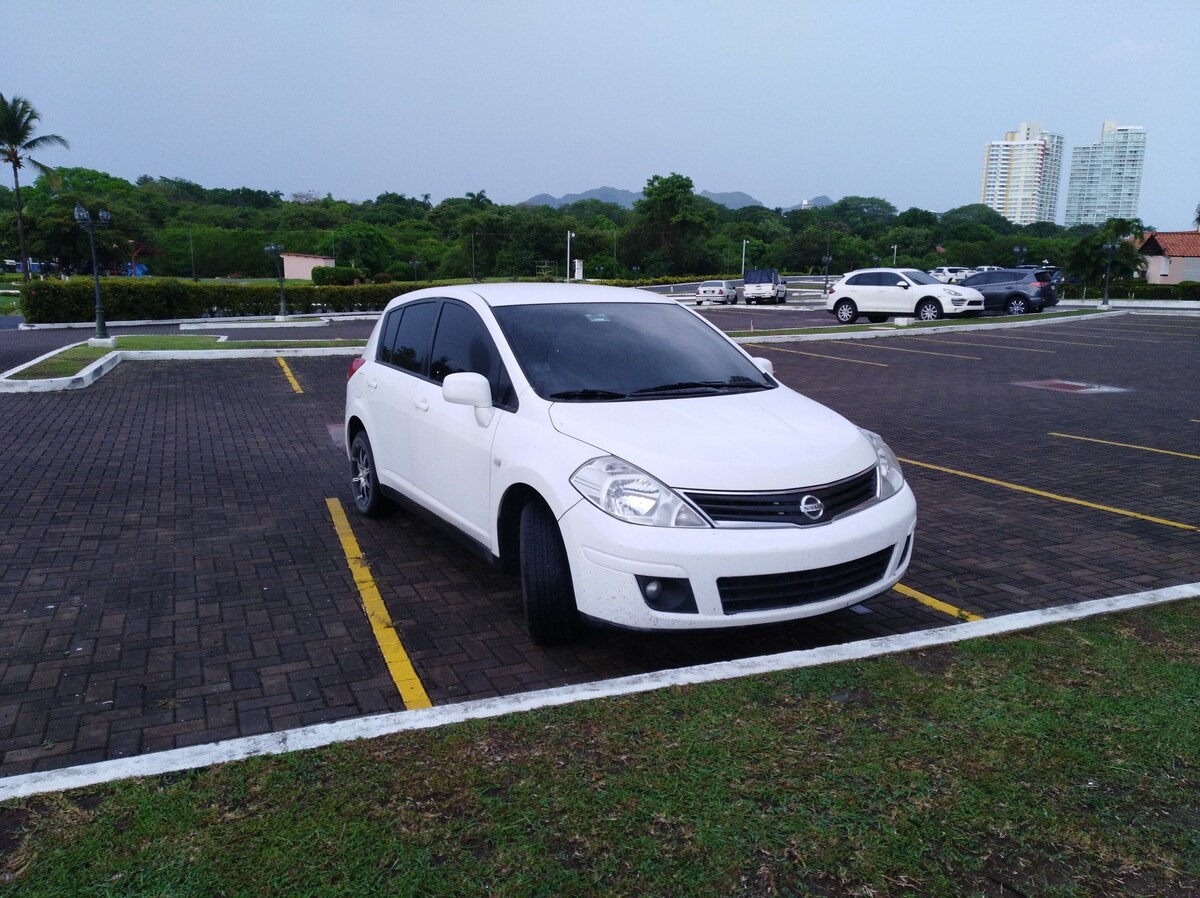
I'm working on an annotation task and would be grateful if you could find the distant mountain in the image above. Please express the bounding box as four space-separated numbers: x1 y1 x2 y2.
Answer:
520 187 643 209
698 190 762 209
521 187 832 212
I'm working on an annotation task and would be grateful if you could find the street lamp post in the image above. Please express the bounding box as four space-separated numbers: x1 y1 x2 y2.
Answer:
1014 244 1027 266
891 244 898 265
1101 242 1119 311
741 239 749 277
73 201 112 342
264 243 286 317
566 231 575 282
409 259 421 282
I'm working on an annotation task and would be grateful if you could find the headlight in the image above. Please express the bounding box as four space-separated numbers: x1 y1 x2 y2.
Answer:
945 289 963 297
570 457 709 528
860 429 905 500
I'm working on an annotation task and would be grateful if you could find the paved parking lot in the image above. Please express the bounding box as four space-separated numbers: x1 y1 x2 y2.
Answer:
1 312 1197 776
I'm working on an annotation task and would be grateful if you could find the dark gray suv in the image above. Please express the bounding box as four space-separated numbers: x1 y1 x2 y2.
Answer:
959 268 1058 315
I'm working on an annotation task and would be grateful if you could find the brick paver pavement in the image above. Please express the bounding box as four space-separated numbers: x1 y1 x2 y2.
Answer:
1 313 1196 776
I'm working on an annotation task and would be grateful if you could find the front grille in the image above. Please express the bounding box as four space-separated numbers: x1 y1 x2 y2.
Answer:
685 466 876 527
718 547 893 614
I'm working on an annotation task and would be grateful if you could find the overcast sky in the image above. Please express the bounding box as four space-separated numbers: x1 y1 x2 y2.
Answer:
6 0 1198 229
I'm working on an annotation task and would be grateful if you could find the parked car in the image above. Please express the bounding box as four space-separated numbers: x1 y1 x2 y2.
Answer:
695 280 739 304
345 283 916 645
958 268 1058 315
742 268 788 304
825 268 985 323
929 266 972 284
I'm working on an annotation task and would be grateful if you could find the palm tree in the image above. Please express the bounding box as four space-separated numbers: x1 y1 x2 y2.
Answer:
1194 201 1200 231
0 94 69 280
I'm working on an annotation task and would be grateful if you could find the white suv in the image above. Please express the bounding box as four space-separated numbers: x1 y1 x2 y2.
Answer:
345 283 916 644
825 268 985 323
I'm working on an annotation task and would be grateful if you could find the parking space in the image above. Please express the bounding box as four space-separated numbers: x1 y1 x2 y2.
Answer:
1 313 1197 777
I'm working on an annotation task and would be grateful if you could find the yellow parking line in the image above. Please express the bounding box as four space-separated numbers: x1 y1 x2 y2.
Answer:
909 337 1054 353
839 342 980 360
276 357 304 393
898 457 1200 533
326 498 432 709
1049 432 1200 461
749 344 888 367
892 583 984 622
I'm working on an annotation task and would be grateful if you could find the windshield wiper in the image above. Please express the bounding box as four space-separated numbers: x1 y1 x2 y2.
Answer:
547 389 629 401
632 380 765 396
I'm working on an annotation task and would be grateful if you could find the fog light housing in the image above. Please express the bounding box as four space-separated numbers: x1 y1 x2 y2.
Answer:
636 576 697 614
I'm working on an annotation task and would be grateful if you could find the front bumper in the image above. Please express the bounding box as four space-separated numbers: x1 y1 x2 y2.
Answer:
558 484 917 631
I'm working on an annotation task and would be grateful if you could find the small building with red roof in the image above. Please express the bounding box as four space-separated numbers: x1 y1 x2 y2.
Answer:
1137 232 1200 284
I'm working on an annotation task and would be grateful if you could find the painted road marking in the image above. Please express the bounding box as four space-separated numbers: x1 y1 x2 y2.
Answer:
6 582 1197 801
276 357 304 393
982 334 1113 348
1049 432 1200 461
1015 379 1128 394
750 344 888 367
326 498 431 709
910 337 1054 353
1049 329 1163 343
838 342 981 360
893 583 984 622
898 457 1200 533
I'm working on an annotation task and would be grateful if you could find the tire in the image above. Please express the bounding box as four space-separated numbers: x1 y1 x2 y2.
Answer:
915 299 942 321
349 431 391 518
866 314 888 324
1006 296 1029 315
833 299 858 324
520 501 581 645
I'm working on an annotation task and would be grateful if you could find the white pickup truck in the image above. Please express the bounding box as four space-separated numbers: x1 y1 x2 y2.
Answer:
742 268 787 304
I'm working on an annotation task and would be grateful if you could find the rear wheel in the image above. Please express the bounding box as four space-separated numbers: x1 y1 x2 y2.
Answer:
833 299 858 324
1006 296 1029 315
915 299 942 321
349 431 392 518
520 502 581 645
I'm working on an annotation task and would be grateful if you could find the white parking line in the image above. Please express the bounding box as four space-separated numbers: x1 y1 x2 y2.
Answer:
2 582 1196 801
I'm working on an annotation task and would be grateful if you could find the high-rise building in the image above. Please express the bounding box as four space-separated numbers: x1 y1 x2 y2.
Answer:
979 122 1064 225
1064 122 1147 226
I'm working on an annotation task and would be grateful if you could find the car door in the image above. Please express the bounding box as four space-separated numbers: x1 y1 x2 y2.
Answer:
368 300 439 490
877 272 911 313
407 300 511 545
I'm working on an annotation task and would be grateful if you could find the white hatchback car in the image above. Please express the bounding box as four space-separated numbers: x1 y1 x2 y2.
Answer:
345 283 917 644
825 268 985 323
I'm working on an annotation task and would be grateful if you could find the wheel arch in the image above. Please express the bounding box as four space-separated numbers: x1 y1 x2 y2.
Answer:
496 482 550 575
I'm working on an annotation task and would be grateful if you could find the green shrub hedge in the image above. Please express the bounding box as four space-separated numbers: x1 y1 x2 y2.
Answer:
18 278 438 324
311 266 368 286
1058 281 1200 300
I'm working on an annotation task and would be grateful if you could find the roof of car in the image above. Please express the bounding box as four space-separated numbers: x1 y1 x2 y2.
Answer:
384 282 670 309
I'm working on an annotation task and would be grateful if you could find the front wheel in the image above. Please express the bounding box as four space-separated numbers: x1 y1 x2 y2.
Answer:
1006 296 1028 316
915 299 942 321
349 431 392 518
520 502 581 645
833 299 858 324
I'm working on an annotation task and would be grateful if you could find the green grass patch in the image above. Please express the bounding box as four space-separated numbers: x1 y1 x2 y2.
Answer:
8 335 366 380
3 602 1198 896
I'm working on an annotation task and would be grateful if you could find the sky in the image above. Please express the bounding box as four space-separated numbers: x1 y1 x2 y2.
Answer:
5 0 1199 230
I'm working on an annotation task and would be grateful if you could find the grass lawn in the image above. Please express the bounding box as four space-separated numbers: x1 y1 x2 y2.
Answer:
8 335 367 380
2 601 1197 897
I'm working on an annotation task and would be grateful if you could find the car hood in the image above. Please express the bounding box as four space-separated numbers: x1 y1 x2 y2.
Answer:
547 386 877 491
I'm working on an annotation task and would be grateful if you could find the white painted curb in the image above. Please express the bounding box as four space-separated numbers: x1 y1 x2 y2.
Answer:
1 582 1195 802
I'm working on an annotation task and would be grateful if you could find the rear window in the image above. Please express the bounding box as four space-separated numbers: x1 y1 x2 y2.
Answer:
743 269 777 284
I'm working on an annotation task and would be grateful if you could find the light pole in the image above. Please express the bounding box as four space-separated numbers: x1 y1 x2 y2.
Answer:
740 239 749 277
264 243 286 317
409 259 421 282
1101 242 1119 311
891 244 898 265
74 201 111 342
566 231 575 282
1014 244 1027 266
822 232 832 295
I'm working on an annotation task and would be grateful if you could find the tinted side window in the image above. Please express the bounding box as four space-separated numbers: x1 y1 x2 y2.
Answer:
377 307 404 365
429 302 514 407
390 300 438 374
845 273 870 286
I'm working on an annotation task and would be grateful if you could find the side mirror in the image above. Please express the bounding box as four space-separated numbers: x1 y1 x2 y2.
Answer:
753 357 775 377
443 372 494 426
896 281 909 289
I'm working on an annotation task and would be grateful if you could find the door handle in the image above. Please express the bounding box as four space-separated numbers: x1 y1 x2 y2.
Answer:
414 397 430 412
366 378 378 390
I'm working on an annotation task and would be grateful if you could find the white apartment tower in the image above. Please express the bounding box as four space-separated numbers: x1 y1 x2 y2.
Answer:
1064 122 1147 226
979 122 1064 225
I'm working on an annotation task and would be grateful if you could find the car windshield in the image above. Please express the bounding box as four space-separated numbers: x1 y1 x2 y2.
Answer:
492 302 776 401
901 269 940 286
